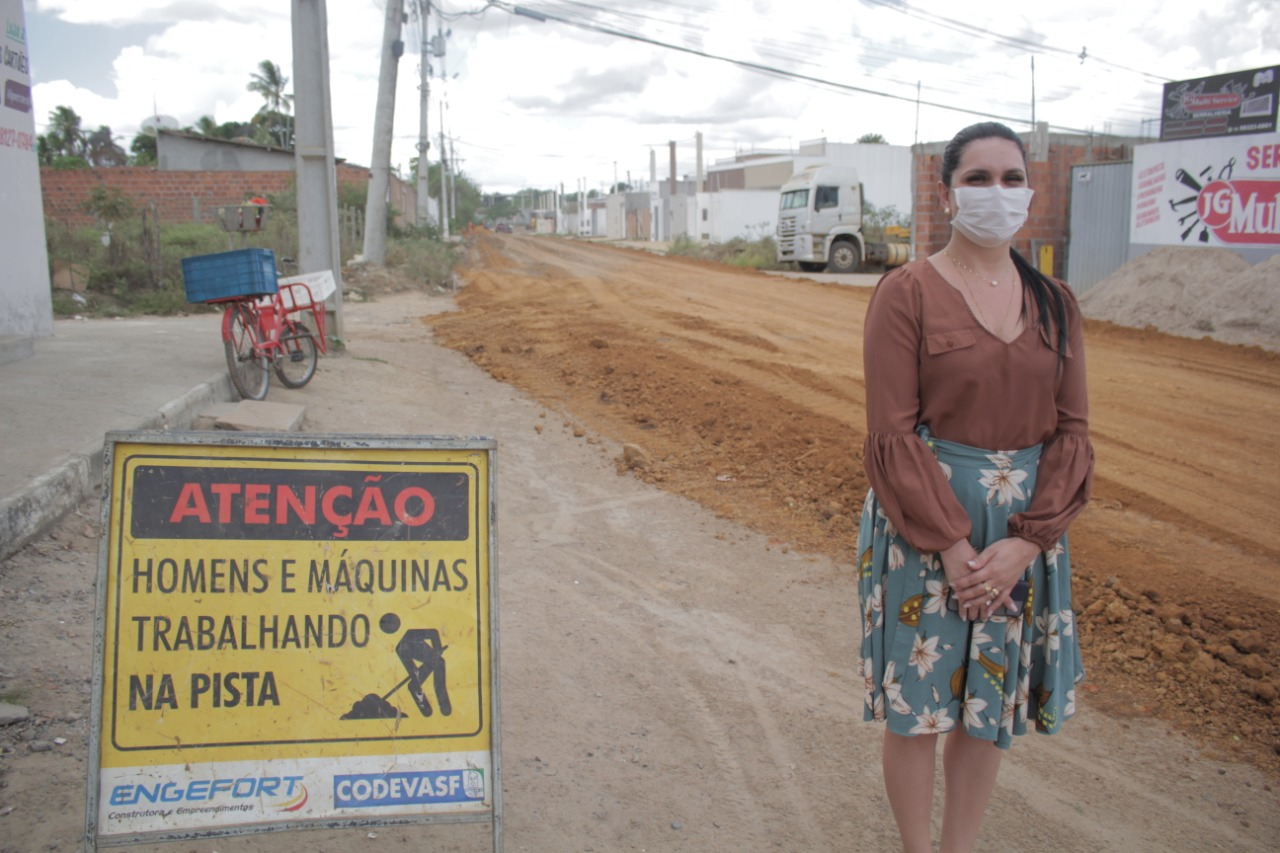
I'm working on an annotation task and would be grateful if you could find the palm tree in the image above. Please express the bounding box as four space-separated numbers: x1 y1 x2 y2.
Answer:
248 60 291 113
195 115 220 137
48 105 85 158
247 61 293 146
85 125 128 166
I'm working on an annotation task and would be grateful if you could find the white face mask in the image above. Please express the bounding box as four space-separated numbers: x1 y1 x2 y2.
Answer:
950 186 1034 247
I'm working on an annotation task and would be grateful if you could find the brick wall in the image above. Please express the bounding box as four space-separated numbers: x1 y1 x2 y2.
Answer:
40 164 413 230
913 142 1130 279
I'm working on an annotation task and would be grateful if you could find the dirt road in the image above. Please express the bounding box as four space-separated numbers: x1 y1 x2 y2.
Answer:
432 233 1280 761
1 233 1277 852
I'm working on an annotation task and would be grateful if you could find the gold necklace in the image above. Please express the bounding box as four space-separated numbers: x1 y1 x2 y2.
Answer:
945 250 1007 287
948 256 1021 338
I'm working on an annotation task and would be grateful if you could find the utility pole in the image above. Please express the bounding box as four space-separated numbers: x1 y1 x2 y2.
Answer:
415 0 431 228
450 134 459 226
439 103 450 239
362 0 404 265
435 17 450 240
292 0 344 340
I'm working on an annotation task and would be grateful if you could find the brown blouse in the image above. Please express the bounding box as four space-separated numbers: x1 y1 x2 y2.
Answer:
862 258 1094 553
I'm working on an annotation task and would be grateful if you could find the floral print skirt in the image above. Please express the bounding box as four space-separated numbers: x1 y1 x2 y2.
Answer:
856 428 1084 748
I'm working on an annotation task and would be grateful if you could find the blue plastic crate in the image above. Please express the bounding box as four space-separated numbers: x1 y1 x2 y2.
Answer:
181 248 278 303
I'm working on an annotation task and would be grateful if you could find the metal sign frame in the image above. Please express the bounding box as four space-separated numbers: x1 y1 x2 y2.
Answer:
85 432 501 851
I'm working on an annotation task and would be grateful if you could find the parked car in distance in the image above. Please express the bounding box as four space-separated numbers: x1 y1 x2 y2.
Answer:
495 222 513 233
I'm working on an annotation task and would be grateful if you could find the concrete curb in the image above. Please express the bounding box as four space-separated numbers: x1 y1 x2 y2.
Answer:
0 371 235 563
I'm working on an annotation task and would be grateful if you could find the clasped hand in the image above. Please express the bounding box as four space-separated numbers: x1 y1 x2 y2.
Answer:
939 536 1040 621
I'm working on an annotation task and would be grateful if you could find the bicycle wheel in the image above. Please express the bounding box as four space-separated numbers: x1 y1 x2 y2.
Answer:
273 319 319 388
224 305 270 400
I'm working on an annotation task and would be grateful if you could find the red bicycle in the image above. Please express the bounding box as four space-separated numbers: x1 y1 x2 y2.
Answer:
217 281 328 400
183 236 332 400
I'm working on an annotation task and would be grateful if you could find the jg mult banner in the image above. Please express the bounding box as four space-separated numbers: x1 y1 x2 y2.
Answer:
86 433 500 850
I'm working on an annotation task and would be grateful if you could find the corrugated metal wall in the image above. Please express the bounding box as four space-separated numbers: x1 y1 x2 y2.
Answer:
1066 161 1133 294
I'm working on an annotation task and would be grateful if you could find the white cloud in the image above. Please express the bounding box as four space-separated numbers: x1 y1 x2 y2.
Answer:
25 0 1280 194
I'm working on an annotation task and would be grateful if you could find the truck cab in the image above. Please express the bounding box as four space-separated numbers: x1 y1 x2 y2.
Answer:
776 166 865 273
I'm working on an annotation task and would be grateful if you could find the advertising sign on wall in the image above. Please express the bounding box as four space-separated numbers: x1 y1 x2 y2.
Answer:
1161 66 1279 141
1131 133 1280 249
87 433 500 849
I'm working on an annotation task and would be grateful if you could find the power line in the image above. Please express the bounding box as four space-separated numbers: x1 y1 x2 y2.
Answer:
501 1 1167 134
498 2 1066 130
862 0 1172 83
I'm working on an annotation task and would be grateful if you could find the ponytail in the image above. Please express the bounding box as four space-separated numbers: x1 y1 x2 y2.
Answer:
1010 249 1068 374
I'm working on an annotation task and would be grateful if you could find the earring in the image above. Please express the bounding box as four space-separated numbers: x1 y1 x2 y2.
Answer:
944 206 950 214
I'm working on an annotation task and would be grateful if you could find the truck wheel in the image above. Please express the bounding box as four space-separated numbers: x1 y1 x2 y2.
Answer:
827 240 860 274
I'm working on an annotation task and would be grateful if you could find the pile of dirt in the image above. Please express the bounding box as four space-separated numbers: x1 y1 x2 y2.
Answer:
1080 246 1280 351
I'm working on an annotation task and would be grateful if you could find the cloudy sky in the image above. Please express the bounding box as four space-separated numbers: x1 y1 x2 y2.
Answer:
22 0 1280 195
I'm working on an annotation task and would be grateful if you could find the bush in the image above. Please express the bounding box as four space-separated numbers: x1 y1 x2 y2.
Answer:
385 236 458 289
667 234 701 257
50 293 82 317
45 185 441 317
666 234 781 270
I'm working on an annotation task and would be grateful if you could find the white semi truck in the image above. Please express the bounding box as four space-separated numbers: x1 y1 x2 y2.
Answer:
775 165 909 273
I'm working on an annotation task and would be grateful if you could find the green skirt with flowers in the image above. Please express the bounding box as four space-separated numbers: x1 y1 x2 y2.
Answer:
856 428 1084 748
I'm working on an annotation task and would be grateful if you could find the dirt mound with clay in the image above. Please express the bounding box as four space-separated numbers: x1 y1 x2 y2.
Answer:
1080 246 1280 351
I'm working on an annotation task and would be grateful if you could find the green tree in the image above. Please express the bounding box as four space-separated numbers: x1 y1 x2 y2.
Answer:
83 184 134 224
194 115 220 137
857 132 888 144
46 105 85 158
129 133 157 166
36 133 55 166
451 172 482 229
482 193 518 221
247 60 293 146
85 125 128 166
250 109 293 148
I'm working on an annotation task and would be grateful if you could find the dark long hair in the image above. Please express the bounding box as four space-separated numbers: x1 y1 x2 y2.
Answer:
942 122 1069 368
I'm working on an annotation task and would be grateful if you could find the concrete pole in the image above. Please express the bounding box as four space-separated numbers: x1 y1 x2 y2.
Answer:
449 134 458 227
292 0 344 340
436 17 450 240
415 0 431 227
668 140 676 199
668 140 676 242
439 104 450 240
695 131 703 192
362 0 403 265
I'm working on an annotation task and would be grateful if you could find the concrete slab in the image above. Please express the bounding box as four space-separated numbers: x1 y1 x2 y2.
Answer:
214 400 306 432
192 401 241 430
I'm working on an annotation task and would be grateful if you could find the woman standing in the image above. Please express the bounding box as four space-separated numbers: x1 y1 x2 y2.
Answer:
857 121 1094 852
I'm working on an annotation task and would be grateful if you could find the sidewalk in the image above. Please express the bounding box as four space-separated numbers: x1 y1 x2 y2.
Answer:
0 312 234 561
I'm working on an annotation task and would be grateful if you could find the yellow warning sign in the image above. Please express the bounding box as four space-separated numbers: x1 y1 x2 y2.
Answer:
88 434 499 848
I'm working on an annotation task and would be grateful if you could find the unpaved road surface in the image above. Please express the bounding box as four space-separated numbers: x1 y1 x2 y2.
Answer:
1 233 1278 852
